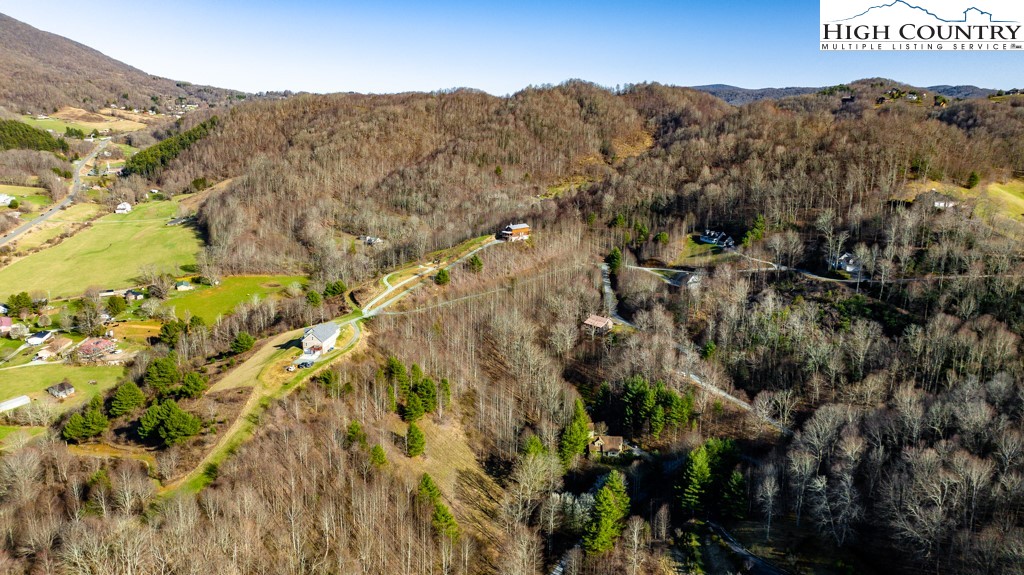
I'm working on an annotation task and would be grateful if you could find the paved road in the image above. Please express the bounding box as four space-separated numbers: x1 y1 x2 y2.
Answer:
0 140 108 247
708 521 793 575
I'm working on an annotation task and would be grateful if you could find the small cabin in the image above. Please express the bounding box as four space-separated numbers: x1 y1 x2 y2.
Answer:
499 223 530 242
47 382 75 399
583 315 614 334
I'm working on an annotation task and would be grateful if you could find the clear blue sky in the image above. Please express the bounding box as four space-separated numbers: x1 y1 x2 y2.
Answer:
3 0 1018 93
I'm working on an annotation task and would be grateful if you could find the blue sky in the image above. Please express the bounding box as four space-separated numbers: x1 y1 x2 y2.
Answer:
2 0 1019 93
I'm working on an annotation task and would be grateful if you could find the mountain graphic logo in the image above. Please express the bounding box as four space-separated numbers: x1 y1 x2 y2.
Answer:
834 1 1016 23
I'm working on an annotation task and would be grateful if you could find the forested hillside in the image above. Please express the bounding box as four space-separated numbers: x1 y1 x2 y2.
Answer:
0 13 236 113
1 74 1023 575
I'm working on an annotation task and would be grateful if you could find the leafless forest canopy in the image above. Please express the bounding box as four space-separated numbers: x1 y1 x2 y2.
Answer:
1 66 1024 575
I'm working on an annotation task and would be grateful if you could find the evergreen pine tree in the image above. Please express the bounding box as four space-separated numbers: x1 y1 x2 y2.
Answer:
583 471 630 554
416 377 438 413
62 413 87 442
605 247 623 274
230 332 256 354
177 372 208 399
558 399 592 466
523 434 547 457
346 420 367 447
680 445 711 515
649 404 666 439
432 502 460 540
418 473 441 503
434 268 450 285
370 444 387 467
406 422 425 457
109 381 145 417
404 392 424 422
723 469 748 519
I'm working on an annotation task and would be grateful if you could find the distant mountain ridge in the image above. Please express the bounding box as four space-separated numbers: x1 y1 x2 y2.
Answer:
0 12 236 113
690 85 819 105
692 83 998 105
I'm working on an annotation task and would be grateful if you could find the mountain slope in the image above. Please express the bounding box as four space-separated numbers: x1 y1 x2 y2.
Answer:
0 12 235 113
691 84 819 105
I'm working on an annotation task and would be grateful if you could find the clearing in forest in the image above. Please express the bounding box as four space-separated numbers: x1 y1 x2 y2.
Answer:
0 199 201 299
0 364 123 411
170 275 307 324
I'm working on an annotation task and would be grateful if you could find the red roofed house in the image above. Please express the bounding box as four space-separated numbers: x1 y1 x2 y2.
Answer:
0 317 12 335
77 338 116 360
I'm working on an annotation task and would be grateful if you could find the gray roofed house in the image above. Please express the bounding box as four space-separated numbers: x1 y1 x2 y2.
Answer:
302 322 340 357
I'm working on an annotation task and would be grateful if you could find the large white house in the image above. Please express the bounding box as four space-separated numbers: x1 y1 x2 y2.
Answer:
302 322 340 357
0 194 14 207
115 202 132 214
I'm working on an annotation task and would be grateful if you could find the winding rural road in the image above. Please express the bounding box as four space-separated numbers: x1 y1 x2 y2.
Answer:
163 237 501 493
0 140 108 247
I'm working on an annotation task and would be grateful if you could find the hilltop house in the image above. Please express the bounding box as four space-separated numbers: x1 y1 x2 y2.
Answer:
46 382 75 399
302 322 340 357
0 194 13 207
115 202 132 214
175 281 194 291
499 223 531 242
699 229 735 248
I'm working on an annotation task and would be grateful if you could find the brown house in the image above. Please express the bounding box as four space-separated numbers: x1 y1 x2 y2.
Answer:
588 435 625 458
499 223 530 242
583 315 614 334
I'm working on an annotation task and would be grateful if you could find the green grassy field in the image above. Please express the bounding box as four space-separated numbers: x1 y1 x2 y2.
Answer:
0 184 52 211
0 199 202 299
0 364 123 407
170 275 306 323
20 115 92 134
986 180 1024 221
0 425 47 448
115 143 140 157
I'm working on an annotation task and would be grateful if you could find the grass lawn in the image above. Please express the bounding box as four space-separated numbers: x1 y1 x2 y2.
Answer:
0 184 50 198
11 203 102 254
20 115 92 134
0 338 22 359
115 143 140 157
671 236 720 266
0 364 123 409
0 199 202 299
985 180 1024 221
0 425 47 449
169 275 306 324
0 184 53 213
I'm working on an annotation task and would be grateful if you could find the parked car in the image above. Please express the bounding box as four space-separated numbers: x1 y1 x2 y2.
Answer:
285 365 296 372
297 361 313 369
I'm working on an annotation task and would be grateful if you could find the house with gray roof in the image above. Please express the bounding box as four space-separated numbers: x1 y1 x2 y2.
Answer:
302 322 340 357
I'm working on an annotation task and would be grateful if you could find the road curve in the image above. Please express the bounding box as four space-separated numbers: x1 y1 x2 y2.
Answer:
0 140 108 247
